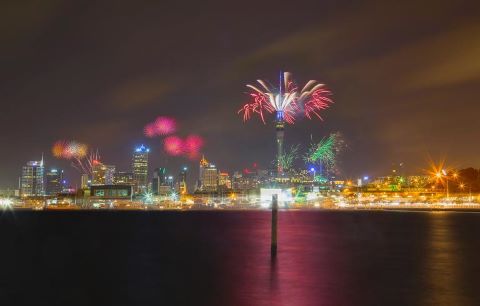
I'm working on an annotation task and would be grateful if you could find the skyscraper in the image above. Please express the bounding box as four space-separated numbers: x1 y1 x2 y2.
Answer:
178 167 188 194
21 159 45 197
91 162 116 185
132 145 149 194
218 172 231 189
199 156 218 192
81 174 90 189
152 167 167 195
92 161 107 185
46 169 63 195
105 165 116 185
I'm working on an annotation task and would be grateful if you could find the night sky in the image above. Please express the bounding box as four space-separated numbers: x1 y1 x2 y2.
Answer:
1 0 480 187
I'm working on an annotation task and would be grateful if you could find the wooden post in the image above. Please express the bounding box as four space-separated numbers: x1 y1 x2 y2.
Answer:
271 194 278 257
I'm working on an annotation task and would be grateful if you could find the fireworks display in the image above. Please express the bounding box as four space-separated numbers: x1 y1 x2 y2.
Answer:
306 135 336 166
163 135 205 159
52 140 88 159
239 72 333 124
52 140 68 158
184 135 205 160
305 132 346 176
164 136 185 156
278 145 300 172
143 115 205 160
52 140 99 175
144 116 177 137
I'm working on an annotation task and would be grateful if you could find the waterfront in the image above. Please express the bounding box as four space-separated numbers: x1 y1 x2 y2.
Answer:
1 210 479 305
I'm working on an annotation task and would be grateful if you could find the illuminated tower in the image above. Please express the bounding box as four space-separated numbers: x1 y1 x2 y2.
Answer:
276 71 285 177
276 112 285 176
132 145 149 194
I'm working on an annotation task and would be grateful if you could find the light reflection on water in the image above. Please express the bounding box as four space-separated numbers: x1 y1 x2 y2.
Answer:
0 210 479 305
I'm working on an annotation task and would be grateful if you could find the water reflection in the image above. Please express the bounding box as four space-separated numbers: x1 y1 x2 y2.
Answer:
1 211 479 305
224 211 348 306
423 213 469 306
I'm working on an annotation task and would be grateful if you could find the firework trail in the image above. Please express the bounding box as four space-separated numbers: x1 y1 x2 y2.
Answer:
306 135 336 166
239 72 333 124
305 132 346 176
278 145 300 172
52 140 99 175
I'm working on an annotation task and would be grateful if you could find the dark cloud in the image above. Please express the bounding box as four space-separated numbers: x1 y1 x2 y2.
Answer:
1 0 480 186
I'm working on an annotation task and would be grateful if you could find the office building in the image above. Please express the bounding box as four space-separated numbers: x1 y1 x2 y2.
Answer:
105 165 116 185
178 167 188 194
81 174 90 189
218 172 231 189
199 156 218 192
92 161 107 185
152 167 167 195
21 159 45 197
114 171 134 185
132 145 149 194
46 169 63 196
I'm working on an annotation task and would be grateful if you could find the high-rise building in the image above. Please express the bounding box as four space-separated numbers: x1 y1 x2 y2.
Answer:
218 172 231 189
105 165 116 185
46 169 63 195
114 171 134 185
178 167 188 194
81 174 90 189
199 156 218 192
92 161 107 185
132 145 149 194
21 159 45 197
152 167 167 195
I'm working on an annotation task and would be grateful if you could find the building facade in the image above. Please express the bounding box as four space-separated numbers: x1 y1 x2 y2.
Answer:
105 165 116 185
114 171 134 185
178 167 188 194
21 160 45 197
92 161 107 185
45 169 63 196
81 174 90 189
132 145 149 194
152 167 168 195
199 156 218 192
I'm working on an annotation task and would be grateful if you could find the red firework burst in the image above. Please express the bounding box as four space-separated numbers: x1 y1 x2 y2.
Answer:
164 136 185 156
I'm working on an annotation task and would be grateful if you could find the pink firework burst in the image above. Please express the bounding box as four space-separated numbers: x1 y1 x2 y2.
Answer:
144 123 157 138
164 136 185 156
184 135 205 160
154 116 177 136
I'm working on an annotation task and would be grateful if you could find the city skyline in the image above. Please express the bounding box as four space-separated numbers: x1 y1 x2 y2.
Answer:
2 0 480 187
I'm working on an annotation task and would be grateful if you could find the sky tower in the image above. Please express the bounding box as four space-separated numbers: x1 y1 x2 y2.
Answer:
239 71 333 178
276 71 285 176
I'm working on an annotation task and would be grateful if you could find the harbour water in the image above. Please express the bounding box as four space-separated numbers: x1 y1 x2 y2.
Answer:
1 210 479 305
